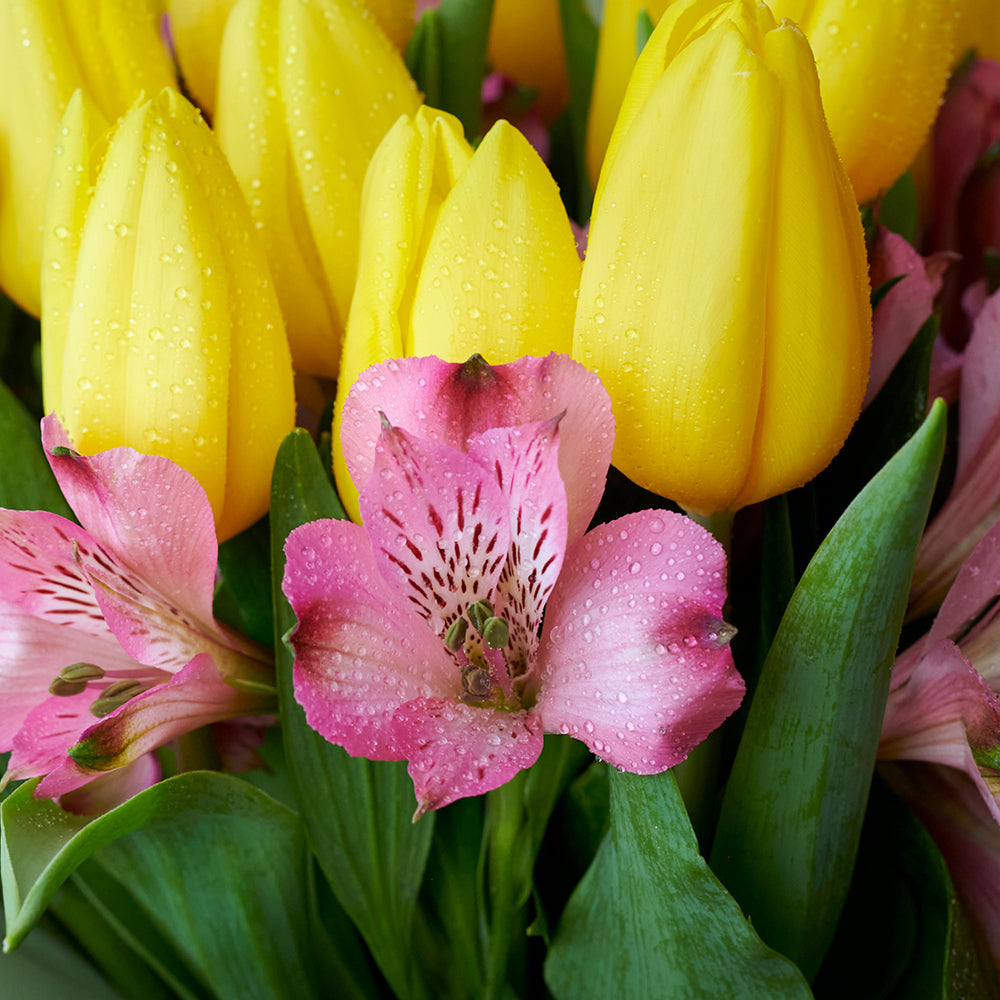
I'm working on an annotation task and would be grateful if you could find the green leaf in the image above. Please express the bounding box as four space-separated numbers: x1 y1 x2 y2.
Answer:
879 171 919 244
0 907 125 999
710 400 947 979
545 770 813 998
0 381 72 516
2 772 317 998
405 0 495 140
214 515 275 647
270 429 433 1000
813 778 953 1000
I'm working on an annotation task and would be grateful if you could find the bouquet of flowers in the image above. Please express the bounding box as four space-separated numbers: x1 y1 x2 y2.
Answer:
1 0 999 996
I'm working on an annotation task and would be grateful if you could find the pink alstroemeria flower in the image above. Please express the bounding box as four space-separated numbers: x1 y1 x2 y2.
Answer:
880 518 1000 961
283 354 745 816
0 416 275 808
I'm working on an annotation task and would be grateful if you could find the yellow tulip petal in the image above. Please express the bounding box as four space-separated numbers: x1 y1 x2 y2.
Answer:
364 0 416 50
165 0 238 115
410 120 581 362
737 21 870 507
217 0 339 376
577 20 779 513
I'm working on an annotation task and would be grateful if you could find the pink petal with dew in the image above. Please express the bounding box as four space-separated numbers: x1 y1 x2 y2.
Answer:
470 419 568 666
58 752 161 815
881 639 1000 785
391 696 543 815
881 759 1000 964
865 228 950 407
958 288 1000 482
341 353 614 542
42 414 220 628
361 423 510 635
534 511 744 773
283 519 460 759
73 532 235 673
0 608 148 749
36 652 269 798
0 509 112 640
5 689 107 784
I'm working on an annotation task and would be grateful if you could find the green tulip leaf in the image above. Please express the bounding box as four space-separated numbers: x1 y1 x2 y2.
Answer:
1 771 316 998
711 399 947 979
214 516 275 647
813 777 953 1000
405 0 495 140
545 769 813 998
270 429 433 1000
0 380 72 517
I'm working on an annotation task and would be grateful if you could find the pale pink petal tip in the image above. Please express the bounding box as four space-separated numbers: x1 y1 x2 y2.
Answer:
393 697 544 817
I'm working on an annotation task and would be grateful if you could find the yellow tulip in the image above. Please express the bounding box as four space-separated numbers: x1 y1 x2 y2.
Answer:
768 0 959 204
574 0 871 515
165 0 414 118
214 0 421 377
42 88 295 541
488 0 569 123
585 0 671 191
0 0 175 316
954 0 1000 62
333 105 582 518
164 0 238 116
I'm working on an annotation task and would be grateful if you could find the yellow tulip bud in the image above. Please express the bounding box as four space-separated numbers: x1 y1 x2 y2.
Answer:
333 105 582 518
214 0 421 377
768 0 959 204
0 0 175 316
575 0 871 516
164 0 238 116
955 0 1000 62
42 88 295 541
488 0 570 123
585 0 671 191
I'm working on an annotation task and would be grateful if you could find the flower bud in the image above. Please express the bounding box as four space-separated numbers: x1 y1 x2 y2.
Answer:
769 0 959 204
0 0 175 316
42 88 295 541
333 105 581 517
214 0 421 377
574 0 871 515
163 0 238 116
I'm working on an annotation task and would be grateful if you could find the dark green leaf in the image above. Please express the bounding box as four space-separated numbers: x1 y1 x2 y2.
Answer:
0 381 72 516
878 171 919 244
214 515 275 647
711 401 947 979
2 772 316 998
545 770 813 998
405 0 495 140
814 778 953 1000
270 429 433 1000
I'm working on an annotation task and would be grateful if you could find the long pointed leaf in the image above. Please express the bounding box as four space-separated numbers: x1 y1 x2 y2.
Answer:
711 400 947 979
545 769 812 998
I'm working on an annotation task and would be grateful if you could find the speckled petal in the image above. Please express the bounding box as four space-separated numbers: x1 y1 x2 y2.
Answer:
534 510 744 772
391 696 543 815
360 422 510 636
283 518 460 759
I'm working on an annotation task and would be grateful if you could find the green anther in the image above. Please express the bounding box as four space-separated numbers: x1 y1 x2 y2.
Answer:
444 616 468 651
49 662 106 697
462 667 493 699
481 616 509 649
89 679 147 718
467 599 494 633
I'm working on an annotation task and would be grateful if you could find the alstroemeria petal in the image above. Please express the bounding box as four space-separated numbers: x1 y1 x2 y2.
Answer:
57 751 161 815
957 288 1000 482
360 423 510 635
534 511 744 772
0 609 143 750
469 418 568 668
36 652 268 798
341 353 613 541
391 697 543 814
283 519 459 759
42 414 219 628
